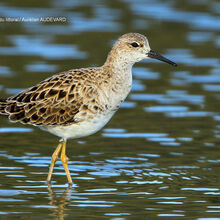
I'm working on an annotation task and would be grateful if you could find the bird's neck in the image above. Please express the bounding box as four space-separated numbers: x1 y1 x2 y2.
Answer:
103 49 134 77
102 49 133 99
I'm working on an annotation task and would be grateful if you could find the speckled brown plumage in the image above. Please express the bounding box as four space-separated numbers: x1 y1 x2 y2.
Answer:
0 68 109 126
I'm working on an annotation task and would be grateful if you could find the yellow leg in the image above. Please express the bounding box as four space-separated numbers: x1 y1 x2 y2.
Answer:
60 141 73 186
47 142 63 184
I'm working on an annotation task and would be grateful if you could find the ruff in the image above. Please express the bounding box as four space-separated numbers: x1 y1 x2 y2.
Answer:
0 33 177 185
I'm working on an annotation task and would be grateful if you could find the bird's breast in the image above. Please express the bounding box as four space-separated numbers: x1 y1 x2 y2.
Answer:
105 71 132 111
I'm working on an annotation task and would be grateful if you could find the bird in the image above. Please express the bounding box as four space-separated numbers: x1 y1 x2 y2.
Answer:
0 33 177 186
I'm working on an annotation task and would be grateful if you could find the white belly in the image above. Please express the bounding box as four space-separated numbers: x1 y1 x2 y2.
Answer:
41 111 115 140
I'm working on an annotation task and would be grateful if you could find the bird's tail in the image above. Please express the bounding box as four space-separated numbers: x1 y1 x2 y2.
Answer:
0 98 9 116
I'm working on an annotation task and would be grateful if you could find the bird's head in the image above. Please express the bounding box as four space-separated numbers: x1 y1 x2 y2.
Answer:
111 33 177 67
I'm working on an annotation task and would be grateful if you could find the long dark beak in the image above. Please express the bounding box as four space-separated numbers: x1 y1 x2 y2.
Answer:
148 50 177 67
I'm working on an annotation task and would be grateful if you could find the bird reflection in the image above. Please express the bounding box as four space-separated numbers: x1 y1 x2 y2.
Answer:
48 185 72 220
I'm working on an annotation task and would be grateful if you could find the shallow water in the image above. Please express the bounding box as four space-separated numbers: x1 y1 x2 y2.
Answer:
0 0 220 219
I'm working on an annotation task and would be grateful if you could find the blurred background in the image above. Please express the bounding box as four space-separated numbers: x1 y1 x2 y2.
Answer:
0 0 220 219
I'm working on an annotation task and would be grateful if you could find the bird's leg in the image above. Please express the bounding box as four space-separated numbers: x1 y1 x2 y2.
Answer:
60 141 73 186
47 142 63 184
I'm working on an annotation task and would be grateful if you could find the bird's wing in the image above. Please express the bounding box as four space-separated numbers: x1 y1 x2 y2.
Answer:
3 69 102 126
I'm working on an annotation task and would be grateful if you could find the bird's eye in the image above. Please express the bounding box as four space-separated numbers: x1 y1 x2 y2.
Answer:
131 42 139 48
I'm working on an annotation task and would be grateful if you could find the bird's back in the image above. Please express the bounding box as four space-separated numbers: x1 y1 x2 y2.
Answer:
0 67 111 126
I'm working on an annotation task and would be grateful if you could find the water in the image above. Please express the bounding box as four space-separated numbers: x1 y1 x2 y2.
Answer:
0 0 220 219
